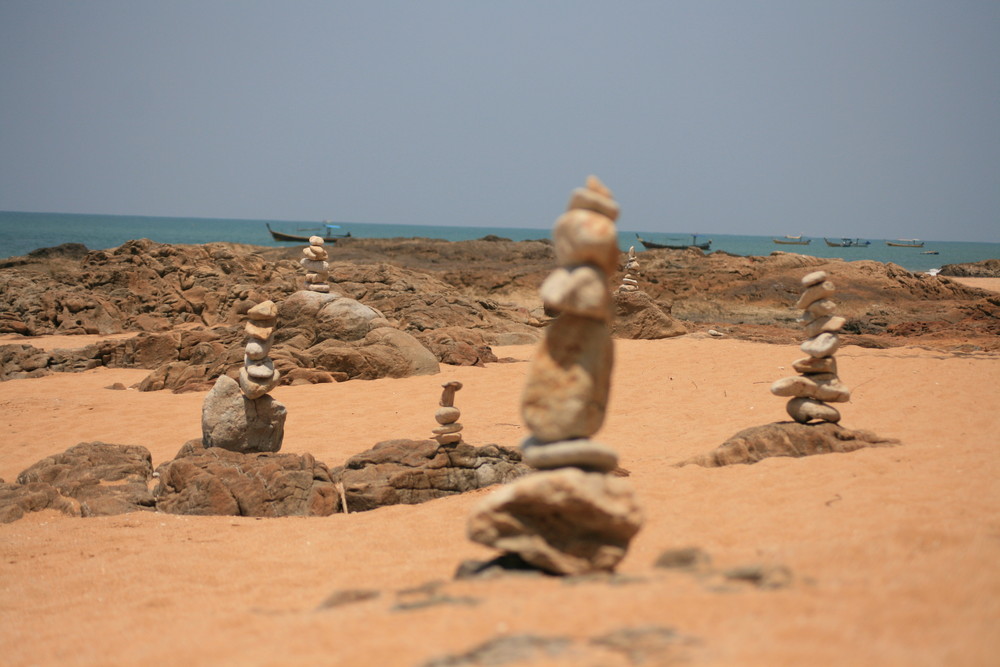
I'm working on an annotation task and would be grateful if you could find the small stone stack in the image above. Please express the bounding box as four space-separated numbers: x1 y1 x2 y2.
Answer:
300 236 330 293
240 300 282 399
466 176 643 576
770 270 850 423
433 381 464 445
617 245 640 292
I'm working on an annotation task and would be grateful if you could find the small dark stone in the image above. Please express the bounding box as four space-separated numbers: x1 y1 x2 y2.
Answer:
315 589 380 610
454 553 550 580
654 546 712 571
723 564 793 589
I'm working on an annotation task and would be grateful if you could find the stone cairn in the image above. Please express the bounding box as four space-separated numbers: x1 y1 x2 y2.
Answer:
433 381 464 445
770 270 851 423
201 299 287 453
240 300 282 399
466 176 643 576
617 245 640 292
300 236 330 293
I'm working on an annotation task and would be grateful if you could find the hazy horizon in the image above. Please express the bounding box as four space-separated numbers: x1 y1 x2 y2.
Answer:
2 2 998 242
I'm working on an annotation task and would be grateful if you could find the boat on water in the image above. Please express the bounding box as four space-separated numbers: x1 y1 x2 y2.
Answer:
635 233 711 250
824 238 871 248
886 239 925 248
921 250 939 255
773 235 811 245
267 223 352 243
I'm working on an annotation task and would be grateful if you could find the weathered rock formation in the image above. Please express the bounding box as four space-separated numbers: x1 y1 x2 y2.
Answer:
467 176 643 576
677 422 900 467
332 439 528 513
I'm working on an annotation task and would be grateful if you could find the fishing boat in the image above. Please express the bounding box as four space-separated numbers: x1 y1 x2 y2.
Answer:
824 238 871 248
921 250 939 255
635 233 711 250
886 239 924 248
773 235 811 245
266 223 352 243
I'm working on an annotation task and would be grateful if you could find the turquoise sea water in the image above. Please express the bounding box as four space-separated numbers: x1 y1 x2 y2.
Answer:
2 210 998 274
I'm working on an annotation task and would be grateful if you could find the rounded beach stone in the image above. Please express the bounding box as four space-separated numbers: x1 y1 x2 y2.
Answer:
786 397 841 424
552 209 619 275
801 332 841 358
792 355 837 375
539 266 611 320
801 271 828 287
245 321 275 341
244 339 269 361
795 281 836 310
567 185 620 222
308 284 331 293
303 245 329 261
432 422 463 435
247 300 278 321
522 314 613 442
309 236 324 246
239 366 280 399
521 438 619 472
803 315 846 338
436 433 462 445
300 258 330 272
245 358 275 380
435 406 461 424
804 298 837 319
771 374 850 402
304 272 323 283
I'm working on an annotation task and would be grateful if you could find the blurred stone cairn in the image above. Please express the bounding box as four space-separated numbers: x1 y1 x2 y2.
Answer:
617 245 640 292
433 381 464 445
466 176 643 576
771 270 850 423
200 299 287 453
301 235 331 293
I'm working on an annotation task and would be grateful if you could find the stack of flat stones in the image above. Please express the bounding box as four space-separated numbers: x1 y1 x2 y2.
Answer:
617 245 640 292
433 381 463 445
301 236 330 293
770 270 851 424
240 300 281 399
466 176 643 576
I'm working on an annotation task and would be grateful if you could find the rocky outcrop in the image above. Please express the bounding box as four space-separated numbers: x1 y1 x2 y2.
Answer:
938 259 1000 278
676 422 900 467
611 290 687 339
333 439 528 513
9 442 156 518
153 441 339 517
0 481 83 523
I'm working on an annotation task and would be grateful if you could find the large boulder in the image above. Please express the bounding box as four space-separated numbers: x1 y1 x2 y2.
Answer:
14 442 156 516
611 290 687 339
467 468 644 575
333 439 529 512
201 375 286 453
153 441 339 517
677 421 901 467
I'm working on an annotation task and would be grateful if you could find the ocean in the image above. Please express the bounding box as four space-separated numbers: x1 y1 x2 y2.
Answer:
1 210 998 274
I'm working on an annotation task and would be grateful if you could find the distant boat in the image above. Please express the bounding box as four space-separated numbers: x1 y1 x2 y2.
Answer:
886 239 925 248
267 223 352 243
824 238 871 248
773 235 811 245
921 250 939 255
635 233 711 250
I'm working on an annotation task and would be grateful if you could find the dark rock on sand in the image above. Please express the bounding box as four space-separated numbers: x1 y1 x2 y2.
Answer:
0 481 82 523
332 439 529 513
201 375 287 453
14 441 156 516
677 421 900 467
938 259 1000 278
611 289 687 339
153 440 339 517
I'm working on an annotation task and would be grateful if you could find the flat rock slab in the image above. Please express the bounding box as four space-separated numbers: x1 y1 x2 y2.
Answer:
333 439 529 513
467 468 643 576
154 441 339 517
677 422 900 468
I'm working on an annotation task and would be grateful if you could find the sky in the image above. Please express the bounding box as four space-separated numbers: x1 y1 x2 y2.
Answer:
1 1 998 242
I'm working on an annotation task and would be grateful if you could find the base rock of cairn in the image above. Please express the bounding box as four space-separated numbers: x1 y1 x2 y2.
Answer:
467 176 642 576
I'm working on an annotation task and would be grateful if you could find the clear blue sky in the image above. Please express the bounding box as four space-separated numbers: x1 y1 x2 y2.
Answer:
1 1 998 241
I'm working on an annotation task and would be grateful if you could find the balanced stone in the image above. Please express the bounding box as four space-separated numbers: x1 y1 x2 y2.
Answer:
795 281 836 310
300 258 329 273
770 374 851 403
435 406 460 424
792 356 838 375
202 375 286 453
307 284 331 293
801 270 828 287
245 321 275 341
432 423 463 435
303 245 329 261
434 381 464 445
567 181 620 221
246 358 276 380
803 315 846 339
521 438 618 473
239 366 281 400
309 235 324 246
245 340 269 361
801 332 841 358
539 266 611 320
786 397 841 424
804 298 837 318
247 300 277 321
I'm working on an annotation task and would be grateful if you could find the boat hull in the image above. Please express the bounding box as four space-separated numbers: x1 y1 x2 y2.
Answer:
267 224 351 243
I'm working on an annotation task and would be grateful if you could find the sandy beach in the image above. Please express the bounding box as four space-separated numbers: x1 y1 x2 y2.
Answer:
2 331 998 666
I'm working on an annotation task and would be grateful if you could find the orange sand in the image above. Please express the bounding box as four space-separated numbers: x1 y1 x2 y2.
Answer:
2 337 999 666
